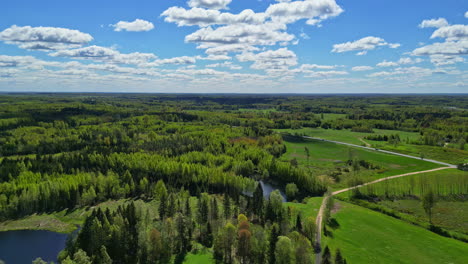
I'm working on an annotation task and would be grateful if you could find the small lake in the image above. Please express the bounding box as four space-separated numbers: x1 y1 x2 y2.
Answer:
260 180 287 202
0 230 68 264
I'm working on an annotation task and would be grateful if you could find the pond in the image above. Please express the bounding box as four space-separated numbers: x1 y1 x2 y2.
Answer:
0 230 68 264
260 180 287 202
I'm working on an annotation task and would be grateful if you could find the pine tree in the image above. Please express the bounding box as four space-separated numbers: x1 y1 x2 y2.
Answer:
335 248 345 264
223 196 231 219
269 224 279 264
296 213 303 233
95 246 112 264
322 246 331 264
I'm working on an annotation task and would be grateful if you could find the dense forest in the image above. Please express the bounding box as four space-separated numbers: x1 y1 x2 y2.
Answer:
0 94 466 264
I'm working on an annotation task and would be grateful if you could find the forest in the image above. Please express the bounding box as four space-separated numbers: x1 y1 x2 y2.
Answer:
0 94 466 264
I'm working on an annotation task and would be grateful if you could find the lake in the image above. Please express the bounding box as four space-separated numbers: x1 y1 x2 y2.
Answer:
260 180 287 202
0 230 68 264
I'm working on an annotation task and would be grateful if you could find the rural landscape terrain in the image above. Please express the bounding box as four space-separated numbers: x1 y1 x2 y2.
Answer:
1 0 467 263
0 94 466 264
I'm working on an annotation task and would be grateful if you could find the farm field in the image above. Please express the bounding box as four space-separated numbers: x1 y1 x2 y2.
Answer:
276 127 468 164
323 201 468 264
378 200 468 234
280 136 441 189
276 128 420 146
335 169 468 238
338 168 468 198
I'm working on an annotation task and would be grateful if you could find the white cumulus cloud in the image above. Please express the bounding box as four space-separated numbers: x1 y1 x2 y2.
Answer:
352 66 373 71
161 7 265 27
237 48 297 70
188 0 232 10
49 45 157 65
265 0 343 25
112 19 154 32
377 58 423 67
419 18 449 28
0 25 93 50
185 22 294 47
332 36 400 55
430 24 468 41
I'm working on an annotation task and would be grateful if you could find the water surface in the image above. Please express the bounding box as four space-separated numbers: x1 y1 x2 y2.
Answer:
260 180 287 202
0 230 68 264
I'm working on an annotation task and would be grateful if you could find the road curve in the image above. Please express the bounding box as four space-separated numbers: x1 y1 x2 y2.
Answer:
303 136 457 168
314 167 452 264
309 135 458 264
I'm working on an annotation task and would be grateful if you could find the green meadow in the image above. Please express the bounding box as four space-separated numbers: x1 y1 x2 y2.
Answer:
280 136 440 189
285 197 323 220
276 127 420 146
336 169 468 236
324 201 468 264
276 127 468 164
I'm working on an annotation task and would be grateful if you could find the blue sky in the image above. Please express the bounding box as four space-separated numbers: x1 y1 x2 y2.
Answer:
0 0 467 93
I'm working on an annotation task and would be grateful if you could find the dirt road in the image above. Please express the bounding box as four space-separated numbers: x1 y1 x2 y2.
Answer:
313 164 454 264
303 136 457 168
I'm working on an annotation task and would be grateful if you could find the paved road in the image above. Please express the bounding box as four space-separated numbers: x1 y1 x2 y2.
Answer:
303 136 457 168
308 135 457 264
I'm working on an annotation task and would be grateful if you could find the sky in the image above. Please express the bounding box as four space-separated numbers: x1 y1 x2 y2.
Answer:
0 0 467 93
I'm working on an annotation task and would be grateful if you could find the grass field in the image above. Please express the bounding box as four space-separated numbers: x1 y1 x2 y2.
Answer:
276 128 420 146
280 137 440 189
378 200 468 234
335 169 468 236
0 199 154 233
179 251 213 264
324 201 468 264
285 197 323 220
276 127 468 164
339 168 468 198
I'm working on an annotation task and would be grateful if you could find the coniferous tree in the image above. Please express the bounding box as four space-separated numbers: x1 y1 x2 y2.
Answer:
322 246 331 264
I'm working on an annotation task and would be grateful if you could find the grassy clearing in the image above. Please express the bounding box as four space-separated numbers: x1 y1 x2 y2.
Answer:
324 201 468 264
276 127 467 164
0 213 77 233
339 168 468 198
276 128 420 146
376 143 468 165
318 113 347 121
281 137 440 189
336 169 468 236
285 197 323 220
0 199 150 233
237 108 280 113
378 200 468 234
180 251 213 264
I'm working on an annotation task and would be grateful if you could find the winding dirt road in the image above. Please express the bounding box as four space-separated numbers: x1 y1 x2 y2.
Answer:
309 135 457 264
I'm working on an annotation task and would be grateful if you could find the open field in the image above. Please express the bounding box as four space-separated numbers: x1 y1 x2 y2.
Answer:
338 168 467 198
335 169 468 236
378 200 468 234
276 128 468 164
280 137 440 189
285 197 323 220
324 201 468 264
276 128 420 146
179 251 213 264
0 199 153 233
